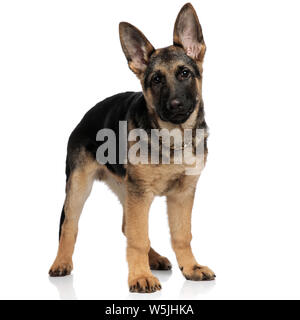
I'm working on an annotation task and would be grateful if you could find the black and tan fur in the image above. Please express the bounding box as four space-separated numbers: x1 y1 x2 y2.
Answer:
49 3 215 293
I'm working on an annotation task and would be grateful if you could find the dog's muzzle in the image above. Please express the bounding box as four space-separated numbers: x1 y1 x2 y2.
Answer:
163 99 195 124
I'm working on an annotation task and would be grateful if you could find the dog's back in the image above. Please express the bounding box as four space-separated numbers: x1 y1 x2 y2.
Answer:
67 92 141 176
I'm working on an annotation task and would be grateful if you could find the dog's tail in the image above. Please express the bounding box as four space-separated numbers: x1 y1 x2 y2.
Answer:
58 157 71 240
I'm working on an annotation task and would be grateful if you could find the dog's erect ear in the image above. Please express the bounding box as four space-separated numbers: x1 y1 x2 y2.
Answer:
173 3 206 62
119 22 155 77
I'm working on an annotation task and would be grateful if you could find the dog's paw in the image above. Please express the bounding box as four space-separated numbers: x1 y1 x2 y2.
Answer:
129 275 161 293
181 264 216 281
150 255 172 270
49 260 73 277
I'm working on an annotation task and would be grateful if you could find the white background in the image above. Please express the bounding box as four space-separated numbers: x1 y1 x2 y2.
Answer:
0 0 300 300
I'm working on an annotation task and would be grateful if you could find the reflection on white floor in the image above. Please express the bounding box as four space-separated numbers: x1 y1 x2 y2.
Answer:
48 270 217 300
49 275 77 300
180 279 216 298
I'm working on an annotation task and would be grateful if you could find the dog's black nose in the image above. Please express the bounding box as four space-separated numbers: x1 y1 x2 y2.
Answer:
169 99 183 110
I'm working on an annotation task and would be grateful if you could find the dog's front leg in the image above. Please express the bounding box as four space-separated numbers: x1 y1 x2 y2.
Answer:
125 190 161 293
167 189 216 281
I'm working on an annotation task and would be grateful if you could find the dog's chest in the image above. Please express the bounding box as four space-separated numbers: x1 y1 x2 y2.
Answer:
135 164 190 196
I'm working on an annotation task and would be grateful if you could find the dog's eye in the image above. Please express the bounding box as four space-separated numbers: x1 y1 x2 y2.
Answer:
152 75 162 84
180 69 191 78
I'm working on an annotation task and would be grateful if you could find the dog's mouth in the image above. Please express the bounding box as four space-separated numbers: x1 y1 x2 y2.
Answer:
160 107 194 124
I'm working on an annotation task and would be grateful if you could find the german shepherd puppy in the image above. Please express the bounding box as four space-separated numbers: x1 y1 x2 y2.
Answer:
49 3 215 293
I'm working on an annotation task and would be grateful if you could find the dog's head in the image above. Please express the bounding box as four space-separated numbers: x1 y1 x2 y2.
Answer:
119 3 206 126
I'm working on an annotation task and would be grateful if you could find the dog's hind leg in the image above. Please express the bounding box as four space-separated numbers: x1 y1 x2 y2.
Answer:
122 212 172 271
148 247 172 270
49 158 96 277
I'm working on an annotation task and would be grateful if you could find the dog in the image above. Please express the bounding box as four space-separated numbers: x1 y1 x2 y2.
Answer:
49 3 215 293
